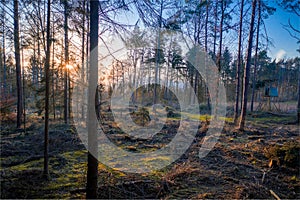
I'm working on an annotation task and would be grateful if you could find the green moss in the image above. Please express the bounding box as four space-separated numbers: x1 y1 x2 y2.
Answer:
247 113 296 123
180 112 233 122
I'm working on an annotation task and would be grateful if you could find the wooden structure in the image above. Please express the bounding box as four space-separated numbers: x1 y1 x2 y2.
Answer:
256 87 280 112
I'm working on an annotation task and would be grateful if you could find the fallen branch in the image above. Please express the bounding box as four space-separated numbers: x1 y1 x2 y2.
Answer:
270 190 280 200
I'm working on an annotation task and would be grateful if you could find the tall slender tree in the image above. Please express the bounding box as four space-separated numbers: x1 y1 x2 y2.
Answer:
234 0 244 124
204 0 211 110
250 0 261 112
81 0 86 119
239 0 257 130
297 61 300 124
13 0 23 128
153 0 164 106
64 0 69 124
43 0 51 179
1 5 6 98
86 0 99 198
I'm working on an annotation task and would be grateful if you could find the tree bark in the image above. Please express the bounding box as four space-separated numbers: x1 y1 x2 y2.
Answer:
239 0 257 131
297 63 300 124
64 0 69 124
86 0 99 198
212 1 218 61
81 0 86 119
251 0 261 112
2 9 6 98
216 0 224 73
51 18 56 120
204 0 211 110
153 0 163 106
234 0 244 124
43 0 51 179
13 0 23 128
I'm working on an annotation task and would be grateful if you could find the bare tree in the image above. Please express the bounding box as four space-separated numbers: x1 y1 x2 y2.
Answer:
238 0 257 130
234 0 244 124
86 0 99 198
13 0 23 128
43 0 51 179
64 0 69 124
250 0 261 112
297 61 300 124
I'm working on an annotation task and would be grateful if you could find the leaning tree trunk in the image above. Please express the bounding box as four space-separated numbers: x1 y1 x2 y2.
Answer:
234 0 244 124
238 0 257 131
86 0 99 198
13 0 23 128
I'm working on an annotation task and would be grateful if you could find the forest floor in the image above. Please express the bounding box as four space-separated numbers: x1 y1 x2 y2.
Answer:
0 111 299 199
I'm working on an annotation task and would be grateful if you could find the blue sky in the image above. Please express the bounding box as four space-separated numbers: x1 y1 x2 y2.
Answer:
265 1 300 61
114 1 300 61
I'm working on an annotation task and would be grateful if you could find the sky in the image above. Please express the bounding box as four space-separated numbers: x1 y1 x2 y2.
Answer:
116 1 300 62
264 1 300 61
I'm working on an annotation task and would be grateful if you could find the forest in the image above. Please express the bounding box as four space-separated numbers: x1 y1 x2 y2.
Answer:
0 0 299 199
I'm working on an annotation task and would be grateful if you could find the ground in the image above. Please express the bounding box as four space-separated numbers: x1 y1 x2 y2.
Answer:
0 111 299 199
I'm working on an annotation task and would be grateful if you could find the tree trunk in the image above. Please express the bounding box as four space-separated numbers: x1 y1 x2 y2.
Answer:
2 9 6 98
21 41 26 133
251 0 261 112
51 19 56 120
153 0 163 106
212 1 218 61
204 0 211 110
86 0 89 82
234 0 244 124
64 0 69 124
43 0 51 179
215 0 225 114
13 0 23 128
86 0 99 198
297 64 300 124
238 0 257 131
81 0 86 119
216 0 224 73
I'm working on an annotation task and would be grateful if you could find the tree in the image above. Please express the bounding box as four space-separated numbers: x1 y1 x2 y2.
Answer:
250 0 261 112
86 0 99 198
153 0 163 106
43 0 51 179
234 0 244 124
13 0 23 128
238 0 257 131
1 4 7 98
63 0 69 124
298 59 300 124
204 0 211 110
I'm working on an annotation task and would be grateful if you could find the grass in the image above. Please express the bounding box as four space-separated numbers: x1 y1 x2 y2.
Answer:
1 150 88 199
180 112 234 123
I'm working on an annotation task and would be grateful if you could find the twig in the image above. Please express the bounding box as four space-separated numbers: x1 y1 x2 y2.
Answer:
261 171 266 184
270 190 281 200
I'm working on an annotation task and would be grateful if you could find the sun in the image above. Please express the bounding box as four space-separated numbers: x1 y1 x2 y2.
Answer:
65 64 74 71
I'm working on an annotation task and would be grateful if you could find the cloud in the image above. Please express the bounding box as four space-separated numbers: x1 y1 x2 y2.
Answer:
275 49 286 62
